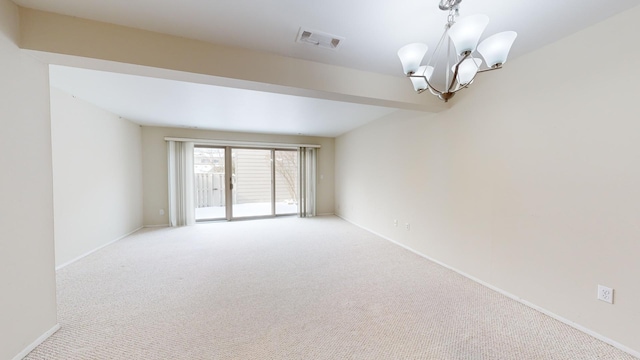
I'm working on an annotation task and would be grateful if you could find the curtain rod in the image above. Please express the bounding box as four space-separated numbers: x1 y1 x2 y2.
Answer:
164 137 321 149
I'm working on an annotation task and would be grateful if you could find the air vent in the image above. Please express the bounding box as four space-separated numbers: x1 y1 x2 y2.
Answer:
296 27 345 51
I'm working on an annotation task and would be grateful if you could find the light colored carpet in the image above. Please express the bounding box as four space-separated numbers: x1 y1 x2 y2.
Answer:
26 216 636 359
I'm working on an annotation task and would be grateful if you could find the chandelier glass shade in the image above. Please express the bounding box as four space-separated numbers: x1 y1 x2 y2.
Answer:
398 0 517 102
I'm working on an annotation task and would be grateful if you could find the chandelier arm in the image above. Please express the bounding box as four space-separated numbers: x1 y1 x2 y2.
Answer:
407 74 444 95
448 52 471 91
450 82 471 94
424 77 444 95
477 66 502 74
456 66 501 91
447 64 504 95
449 69 481 94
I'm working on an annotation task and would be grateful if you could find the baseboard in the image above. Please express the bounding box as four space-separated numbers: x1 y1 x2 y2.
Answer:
12 323 60 360
144 224 170 228
55 226 143 270
336 214 640 359
316 213 335 217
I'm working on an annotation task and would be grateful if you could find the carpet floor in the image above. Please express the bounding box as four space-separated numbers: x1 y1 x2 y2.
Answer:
25 216 636 359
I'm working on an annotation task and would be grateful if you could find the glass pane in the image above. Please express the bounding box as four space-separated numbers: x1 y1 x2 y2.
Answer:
275 150 298 215
194 147 226 220
232 149 273 218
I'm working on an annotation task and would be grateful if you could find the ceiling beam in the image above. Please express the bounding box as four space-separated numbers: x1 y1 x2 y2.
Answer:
19 7 448 113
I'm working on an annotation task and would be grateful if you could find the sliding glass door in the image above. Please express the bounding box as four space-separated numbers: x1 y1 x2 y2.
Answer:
193 147 226 221
231 148 273 218
193 147 300 221
275 150 298 215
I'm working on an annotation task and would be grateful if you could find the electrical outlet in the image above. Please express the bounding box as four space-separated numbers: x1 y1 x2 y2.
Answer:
393 219 398 227
159 209 165 216
405 223 410 231
597 285 613 304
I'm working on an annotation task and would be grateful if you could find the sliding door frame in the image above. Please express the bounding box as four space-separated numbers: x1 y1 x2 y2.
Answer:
171 137 318 224
194 145 303 222
224 146 233 221
228 147 274 221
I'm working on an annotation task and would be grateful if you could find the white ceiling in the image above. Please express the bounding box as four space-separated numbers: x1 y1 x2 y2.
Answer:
49 65 400 137
16 0 640 136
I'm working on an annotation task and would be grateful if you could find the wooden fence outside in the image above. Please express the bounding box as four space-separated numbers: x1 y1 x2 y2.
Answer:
194 173 225 208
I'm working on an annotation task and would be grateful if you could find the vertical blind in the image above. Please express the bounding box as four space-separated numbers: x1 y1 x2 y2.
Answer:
167 141 195 226
298 147 317 218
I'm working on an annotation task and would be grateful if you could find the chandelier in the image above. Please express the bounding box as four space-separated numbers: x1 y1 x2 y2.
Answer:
397 0 517 102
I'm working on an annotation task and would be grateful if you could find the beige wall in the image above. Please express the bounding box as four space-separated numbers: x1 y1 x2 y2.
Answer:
142 127 335 226
336 5 640 354
50 88 143 267
0 0 58 359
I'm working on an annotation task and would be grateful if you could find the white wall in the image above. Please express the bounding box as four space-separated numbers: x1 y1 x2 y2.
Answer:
50 88 143 267
0 0 58 359
142 126 335 226
335 5 640 354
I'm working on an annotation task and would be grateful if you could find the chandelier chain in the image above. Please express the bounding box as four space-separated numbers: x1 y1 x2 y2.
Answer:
439 0 462 11
447 7 459 27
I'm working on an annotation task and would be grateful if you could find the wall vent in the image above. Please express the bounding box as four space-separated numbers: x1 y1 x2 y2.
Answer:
296 27 345 51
